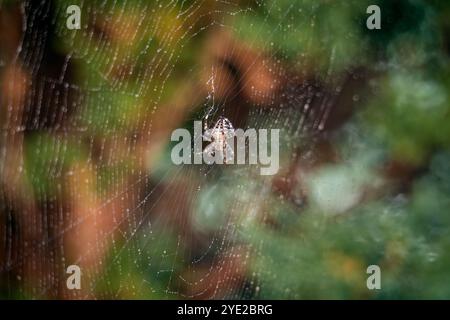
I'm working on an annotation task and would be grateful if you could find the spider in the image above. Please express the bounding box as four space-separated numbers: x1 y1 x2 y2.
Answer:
203 116 235 164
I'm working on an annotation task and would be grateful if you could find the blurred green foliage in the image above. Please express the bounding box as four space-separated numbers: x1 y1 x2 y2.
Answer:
232 0 450 299
248 150 450 299
95 228 185 299
25 133 87 198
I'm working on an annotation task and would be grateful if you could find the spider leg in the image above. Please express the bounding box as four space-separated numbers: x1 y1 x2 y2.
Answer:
203 129 212 142
203 133 210 141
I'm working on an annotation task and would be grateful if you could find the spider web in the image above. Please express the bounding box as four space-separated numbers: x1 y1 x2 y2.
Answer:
0 0 381 299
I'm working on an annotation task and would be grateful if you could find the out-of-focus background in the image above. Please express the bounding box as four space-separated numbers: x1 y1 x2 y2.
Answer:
1 0 450 299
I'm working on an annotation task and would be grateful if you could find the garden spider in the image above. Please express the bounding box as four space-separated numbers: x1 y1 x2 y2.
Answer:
203 116 235 164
